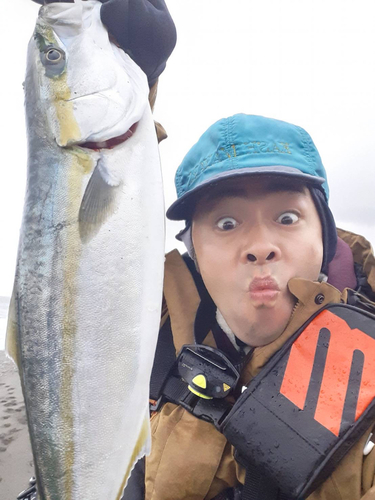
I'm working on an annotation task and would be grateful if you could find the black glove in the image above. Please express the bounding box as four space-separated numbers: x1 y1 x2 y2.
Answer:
100 0 176 87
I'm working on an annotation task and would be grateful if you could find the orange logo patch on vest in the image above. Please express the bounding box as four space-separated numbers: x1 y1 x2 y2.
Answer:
280 310 375 436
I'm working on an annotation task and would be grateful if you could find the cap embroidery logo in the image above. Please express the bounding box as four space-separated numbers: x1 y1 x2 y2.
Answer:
220 145 238 159
245 141 292 154
280 310 375 436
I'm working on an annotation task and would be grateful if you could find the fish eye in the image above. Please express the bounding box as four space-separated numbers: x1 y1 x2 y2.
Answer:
217 217 238 231
276 212 299 225
40 46 66 77
45 48 63 63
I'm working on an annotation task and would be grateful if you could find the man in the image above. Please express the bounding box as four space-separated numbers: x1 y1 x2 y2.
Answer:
124 114 375 500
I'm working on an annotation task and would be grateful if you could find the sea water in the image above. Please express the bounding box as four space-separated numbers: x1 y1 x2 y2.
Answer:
0 297 10 350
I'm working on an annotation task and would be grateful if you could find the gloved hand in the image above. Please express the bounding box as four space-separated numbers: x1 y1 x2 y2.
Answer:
99 0 176 86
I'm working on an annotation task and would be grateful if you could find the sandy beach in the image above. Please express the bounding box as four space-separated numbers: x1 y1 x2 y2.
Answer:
0 351 34 500
0 295 34 500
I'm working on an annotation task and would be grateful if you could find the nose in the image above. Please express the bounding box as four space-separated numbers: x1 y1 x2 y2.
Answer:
240 226 281 265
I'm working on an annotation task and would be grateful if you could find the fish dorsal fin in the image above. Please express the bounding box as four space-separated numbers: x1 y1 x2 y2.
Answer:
5 289 20 369
79 158 120 243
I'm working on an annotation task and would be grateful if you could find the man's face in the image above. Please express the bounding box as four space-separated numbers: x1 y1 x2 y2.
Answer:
192 176 323 347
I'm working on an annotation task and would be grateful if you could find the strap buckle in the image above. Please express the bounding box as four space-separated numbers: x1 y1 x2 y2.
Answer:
191 397 232 429
176 344 237 428
177 344 240 399
151 344 238 428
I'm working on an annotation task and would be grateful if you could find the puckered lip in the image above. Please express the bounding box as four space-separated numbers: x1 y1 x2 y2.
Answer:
249 276 280 293
78 122 138 150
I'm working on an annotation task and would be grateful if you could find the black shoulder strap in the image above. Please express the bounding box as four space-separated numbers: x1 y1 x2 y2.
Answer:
149 316 176 401
150 253 214 401
181 254 217 344
181 253 212 303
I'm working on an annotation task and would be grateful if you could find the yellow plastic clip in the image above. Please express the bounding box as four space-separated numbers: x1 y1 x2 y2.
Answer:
188 385 213 399
192 374 207 389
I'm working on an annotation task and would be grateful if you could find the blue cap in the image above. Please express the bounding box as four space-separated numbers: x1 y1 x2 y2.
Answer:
167 114 329 221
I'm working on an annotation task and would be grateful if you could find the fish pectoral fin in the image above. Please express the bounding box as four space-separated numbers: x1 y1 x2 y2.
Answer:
5 289 20 369
116 412 151 500
79 158 120 243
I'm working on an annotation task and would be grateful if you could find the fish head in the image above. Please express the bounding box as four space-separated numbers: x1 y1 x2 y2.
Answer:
29 0 149 148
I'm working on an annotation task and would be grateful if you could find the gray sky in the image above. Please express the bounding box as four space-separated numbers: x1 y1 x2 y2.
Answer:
0 0 375 297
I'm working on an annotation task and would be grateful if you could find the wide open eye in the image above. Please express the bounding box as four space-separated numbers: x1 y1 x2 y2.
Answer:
276 212 299 225
217 217 238 231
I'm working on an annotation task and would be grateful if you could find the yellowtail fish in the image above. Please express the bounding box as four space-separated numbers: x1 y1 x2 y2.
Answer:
6 1 165 498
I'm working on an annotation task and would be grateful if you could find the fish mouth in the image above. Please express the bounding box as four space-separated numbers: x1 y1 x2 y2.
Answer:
78 122 138 150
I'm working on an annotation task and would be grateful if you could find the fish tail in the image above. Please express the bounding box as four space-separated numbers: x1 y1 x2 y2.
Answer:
116 410 151 500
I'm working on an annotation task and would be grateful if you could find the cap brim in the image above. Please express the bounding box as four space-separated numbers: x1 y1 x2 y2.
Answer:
166 166 325 221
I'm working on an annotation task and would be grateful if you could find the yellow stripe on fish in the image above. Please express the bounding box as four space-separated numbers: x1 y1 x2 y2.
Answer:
116 414 150 500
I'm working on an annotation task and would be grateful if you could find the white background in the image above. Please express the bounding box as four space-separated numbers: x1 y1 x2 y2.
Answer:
0 0 374 303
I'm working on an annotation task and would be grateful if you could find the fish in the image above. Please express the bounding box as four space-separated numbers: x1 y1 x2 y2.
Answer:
6 1 165 498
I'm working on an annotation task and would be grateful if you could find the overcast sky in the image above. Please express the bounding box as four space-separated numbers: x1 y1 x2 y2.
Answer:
0 0 374 297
